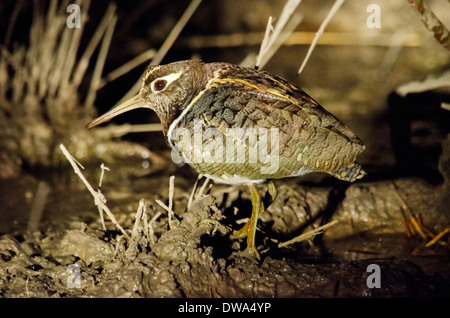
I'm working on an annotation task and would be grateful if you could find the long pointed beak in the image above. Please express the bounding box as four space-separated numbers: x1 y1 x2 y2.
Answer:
86 94 146 129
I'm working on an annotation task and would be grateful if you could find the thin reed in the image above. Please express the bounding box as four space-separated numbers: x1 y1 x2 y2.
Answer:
0 0 117 177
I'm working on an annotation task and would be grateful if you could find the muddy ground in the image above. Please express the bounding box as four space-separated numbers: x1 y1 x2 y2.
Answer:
0 0 449 298
0 138 449 297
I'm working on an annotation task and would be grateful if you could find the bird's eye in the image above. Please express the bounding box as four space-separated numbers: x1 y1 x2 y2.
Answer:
153 79 167 91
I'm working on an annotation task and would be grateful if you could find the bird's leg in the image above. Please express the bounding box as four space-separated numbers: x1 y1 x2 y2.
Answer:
230 184 267 240
242 182 262 259
231 181 278 239
231 181 278 259
263 180 278 216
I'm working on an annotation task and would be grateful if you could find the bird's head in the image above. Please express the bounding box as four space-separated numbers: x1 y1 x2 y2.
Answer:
87 60 207 135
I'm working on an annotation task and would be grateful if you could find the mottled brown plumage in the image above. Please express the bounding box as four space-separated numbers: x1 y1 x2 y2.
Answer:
87 60 366 258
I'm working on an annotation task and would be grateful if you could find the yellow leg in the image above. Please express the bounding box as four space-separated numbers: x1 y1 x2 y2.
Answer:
243 183 262 258
265 180 278 215
230 190 264 240
230 181 278 259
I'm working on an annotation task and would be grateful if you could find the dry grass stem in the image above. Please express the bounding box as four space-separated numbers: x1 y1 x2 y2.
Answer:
91 124 163 139
149 211 163 225
197 177 211 197
155 199 178 230
408 0 450 51
126 199 147 257
155 199 170 213
236 218 249 225
178 32 421 49
168 176 176 229
0 0 119 175
148 211 162 246
396 70 450 97
98 163 110 189
116 123 163 133
73 2 117 91
187 174 203 210
257 16 275 68
278 220 338 248
391 183 426 238
442 102 450 111
239 52 258 68
259 13 303 70
391 183 413 217
99 49 156 89
59 144 129 239
409 215 427 239
151 0 203 67
256 0 303 69
425 228 449 247
3 1 22 47
98 163 110 230
391 182 448 245
298 0 345 75
97 206 106 231
141 209 150 241
199 218 227 236
441 102 450 110
84 13 118 108
27 181 51 232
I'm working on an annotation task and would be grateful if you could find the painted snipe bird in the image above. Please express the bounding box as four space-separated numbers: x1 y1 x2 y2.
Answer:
87 60 366 259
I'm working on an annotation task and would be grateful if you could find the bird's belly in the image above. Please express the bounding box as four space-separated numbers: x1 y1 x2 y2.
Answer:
202 173 265 185
170 122 360 182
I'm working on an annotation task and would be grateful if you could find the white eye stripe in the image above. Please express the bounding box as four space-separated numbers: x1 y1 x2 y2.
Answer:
150 70 184 93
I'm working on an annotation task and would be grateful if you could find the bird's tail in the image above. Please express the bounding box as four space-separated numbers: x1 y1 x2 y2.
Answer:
332 162 366 182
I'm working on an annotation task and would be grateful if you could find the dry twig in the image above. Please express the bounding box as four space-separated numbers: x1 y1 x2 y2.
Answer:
99 49 156 89
126 199 147 257
168 175 176 229
298 0 345 75
155 176 178 230
197 177 211 197
27 181 51 232
391 182 448 247
425 228 449 247
391 183 427 239
408 0 450 51
278 220 339 248
178 32 421 49
256 0 303 70
147 211 162 246
59 144 129 239
187 174 203 210
97 163 110 230
0 0 119 176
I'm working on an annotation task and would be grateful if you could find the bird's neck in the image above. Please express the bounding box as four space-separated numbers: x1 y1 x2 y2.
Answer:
161 62 215 138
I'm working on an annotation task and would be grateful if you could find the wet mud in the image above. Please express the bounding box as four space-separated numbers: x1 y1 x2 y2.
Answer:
1 0 449 298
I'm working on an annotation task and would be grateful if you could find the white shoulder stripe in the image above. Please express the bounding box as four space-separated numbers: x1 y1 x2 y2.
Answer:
167 76 217 147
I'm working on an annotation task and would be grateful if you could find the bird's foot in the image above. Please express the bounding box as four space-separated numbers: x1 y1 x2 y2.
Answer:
244 245 261 260
234 245 260 261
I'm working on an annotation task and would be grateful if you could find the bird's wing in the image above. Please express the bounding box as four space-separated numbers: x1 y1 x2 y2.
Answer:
214 64 365 147
177 65 365 176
